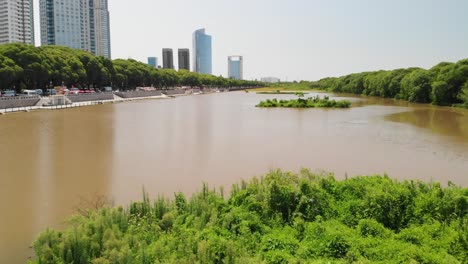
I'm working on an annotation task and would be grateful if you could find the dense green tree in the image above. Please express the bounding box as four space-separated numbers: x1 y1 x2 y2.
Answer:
399 69 432 103
310 59 468 107
0 54 22 90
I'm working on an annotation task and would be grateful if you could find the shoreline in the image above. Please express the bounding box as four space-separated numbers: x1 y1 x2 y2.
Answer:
0 91 208 115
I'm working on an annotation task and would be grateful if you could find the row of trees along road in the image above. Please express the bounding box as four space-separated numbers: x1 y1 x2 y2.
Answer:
310 59 468 107
0 43 262 92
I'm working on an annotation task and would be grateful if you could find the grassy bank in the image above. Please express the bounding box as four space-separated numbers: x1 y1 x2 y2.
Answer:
32 170 468 264
256 96 351 108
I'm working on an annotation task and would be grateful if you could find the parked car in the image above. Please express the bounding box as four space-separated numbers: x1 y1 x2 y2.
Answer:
45 89 56 96
23 90 38 96
2 90 16 97
103 86 113 92
35 89 43 96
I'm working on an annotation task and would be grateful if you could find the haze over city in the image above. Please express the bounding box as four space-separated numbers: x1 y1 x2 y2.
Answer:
31 0 468 81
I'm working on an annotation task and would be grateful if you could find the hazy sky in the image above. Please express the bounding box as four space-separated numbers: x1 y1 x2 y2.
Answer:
33 0 468 81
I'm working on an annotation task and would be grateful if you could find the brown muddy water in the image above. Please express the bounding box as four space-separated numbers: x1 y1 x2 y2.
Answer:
0 92 467 263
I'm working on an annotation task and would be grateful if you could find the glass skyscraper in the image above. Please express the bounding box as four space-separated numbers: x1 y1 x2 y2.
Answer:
192 28 212 75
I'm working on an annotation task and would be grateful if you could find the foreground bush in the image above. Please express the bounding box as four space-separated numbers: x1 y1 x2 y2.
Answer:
32 170 468 264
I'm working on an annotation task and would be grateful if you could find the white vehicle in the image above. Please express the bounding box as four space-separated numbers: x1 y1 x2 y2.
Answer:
23 90 38 96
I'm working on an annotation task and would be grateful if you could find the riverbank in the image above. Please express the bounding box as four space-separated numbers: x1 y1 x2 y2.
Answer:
0 89 212 115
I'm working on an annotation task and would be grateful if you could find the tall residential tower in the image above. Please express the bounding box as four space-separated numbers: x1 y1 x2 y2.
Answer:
178 49 190 71
192 28 212 74
162 48 174 69
40 0 111 58
0 0 35 45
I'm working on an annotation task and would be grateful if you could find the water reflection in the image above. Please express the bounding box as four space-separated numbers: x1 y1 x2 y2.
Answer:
385 107 468 144
0 106 115 263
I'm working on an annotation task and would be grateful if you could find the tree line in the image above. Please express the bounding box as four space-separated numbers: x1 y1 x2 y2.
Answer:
32 169 468 263
0 43 262 92
309 59 468 107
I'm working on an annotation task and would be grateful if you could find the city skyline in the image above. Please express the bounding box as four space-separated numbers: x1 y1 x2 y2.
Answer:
28 0 468 80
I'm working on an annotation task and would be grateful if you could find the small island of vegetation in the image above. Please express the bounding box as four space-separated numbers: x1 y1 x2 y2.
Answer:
256 95 351 108
32 169 468 264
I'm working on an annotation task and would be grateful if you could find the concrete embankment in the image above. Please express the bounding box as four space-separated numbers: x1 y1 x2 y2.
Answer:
0 96 40 109
115 90 162 99
0 89 190 114
67 93 114 103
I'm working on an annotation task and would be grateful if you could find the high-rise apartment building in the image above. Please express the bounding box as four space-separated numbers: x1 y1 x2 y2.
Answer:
228 56 243 80
91 0 111 58
162 48 174 69
40 0 111 58
178 49 190 71
148 57 158 68
0 0 35 45
192 28 212 74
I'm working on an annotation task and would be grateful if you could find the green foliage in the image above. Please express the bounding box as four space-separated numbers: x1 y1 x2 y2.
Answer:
310 59 468 107
33 170 468 263
256 96 351 108
0 43 262 92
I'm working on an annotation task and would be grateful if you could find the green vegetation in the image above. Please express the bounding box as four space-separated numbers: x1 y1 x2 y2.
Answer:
256 90 299 95
0 43 262 92
256 95 351 108
32 169 468 263
308 59 468 107
253 82 318 92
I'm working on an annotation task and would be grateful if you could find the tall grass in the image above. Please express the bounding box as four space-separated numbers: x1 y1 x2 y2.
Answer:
32 169 468 264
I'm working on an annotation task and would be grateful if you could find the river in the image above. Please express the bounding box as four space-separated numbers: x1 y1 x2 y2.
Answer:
1 91 467 263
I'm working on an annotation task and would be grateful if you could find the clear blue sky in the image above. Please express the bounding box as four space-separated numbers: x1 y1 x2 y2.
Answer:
33 0 468 81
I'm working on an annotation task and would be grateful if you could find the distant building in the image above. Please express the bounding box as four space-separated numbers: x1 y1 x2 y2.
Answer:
192 28 212 74
40 0 111 58
228 56 243 80
162 48 174 69
178 49 190 71
0 0 35 45
261 77 281 83
148 57 158 68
